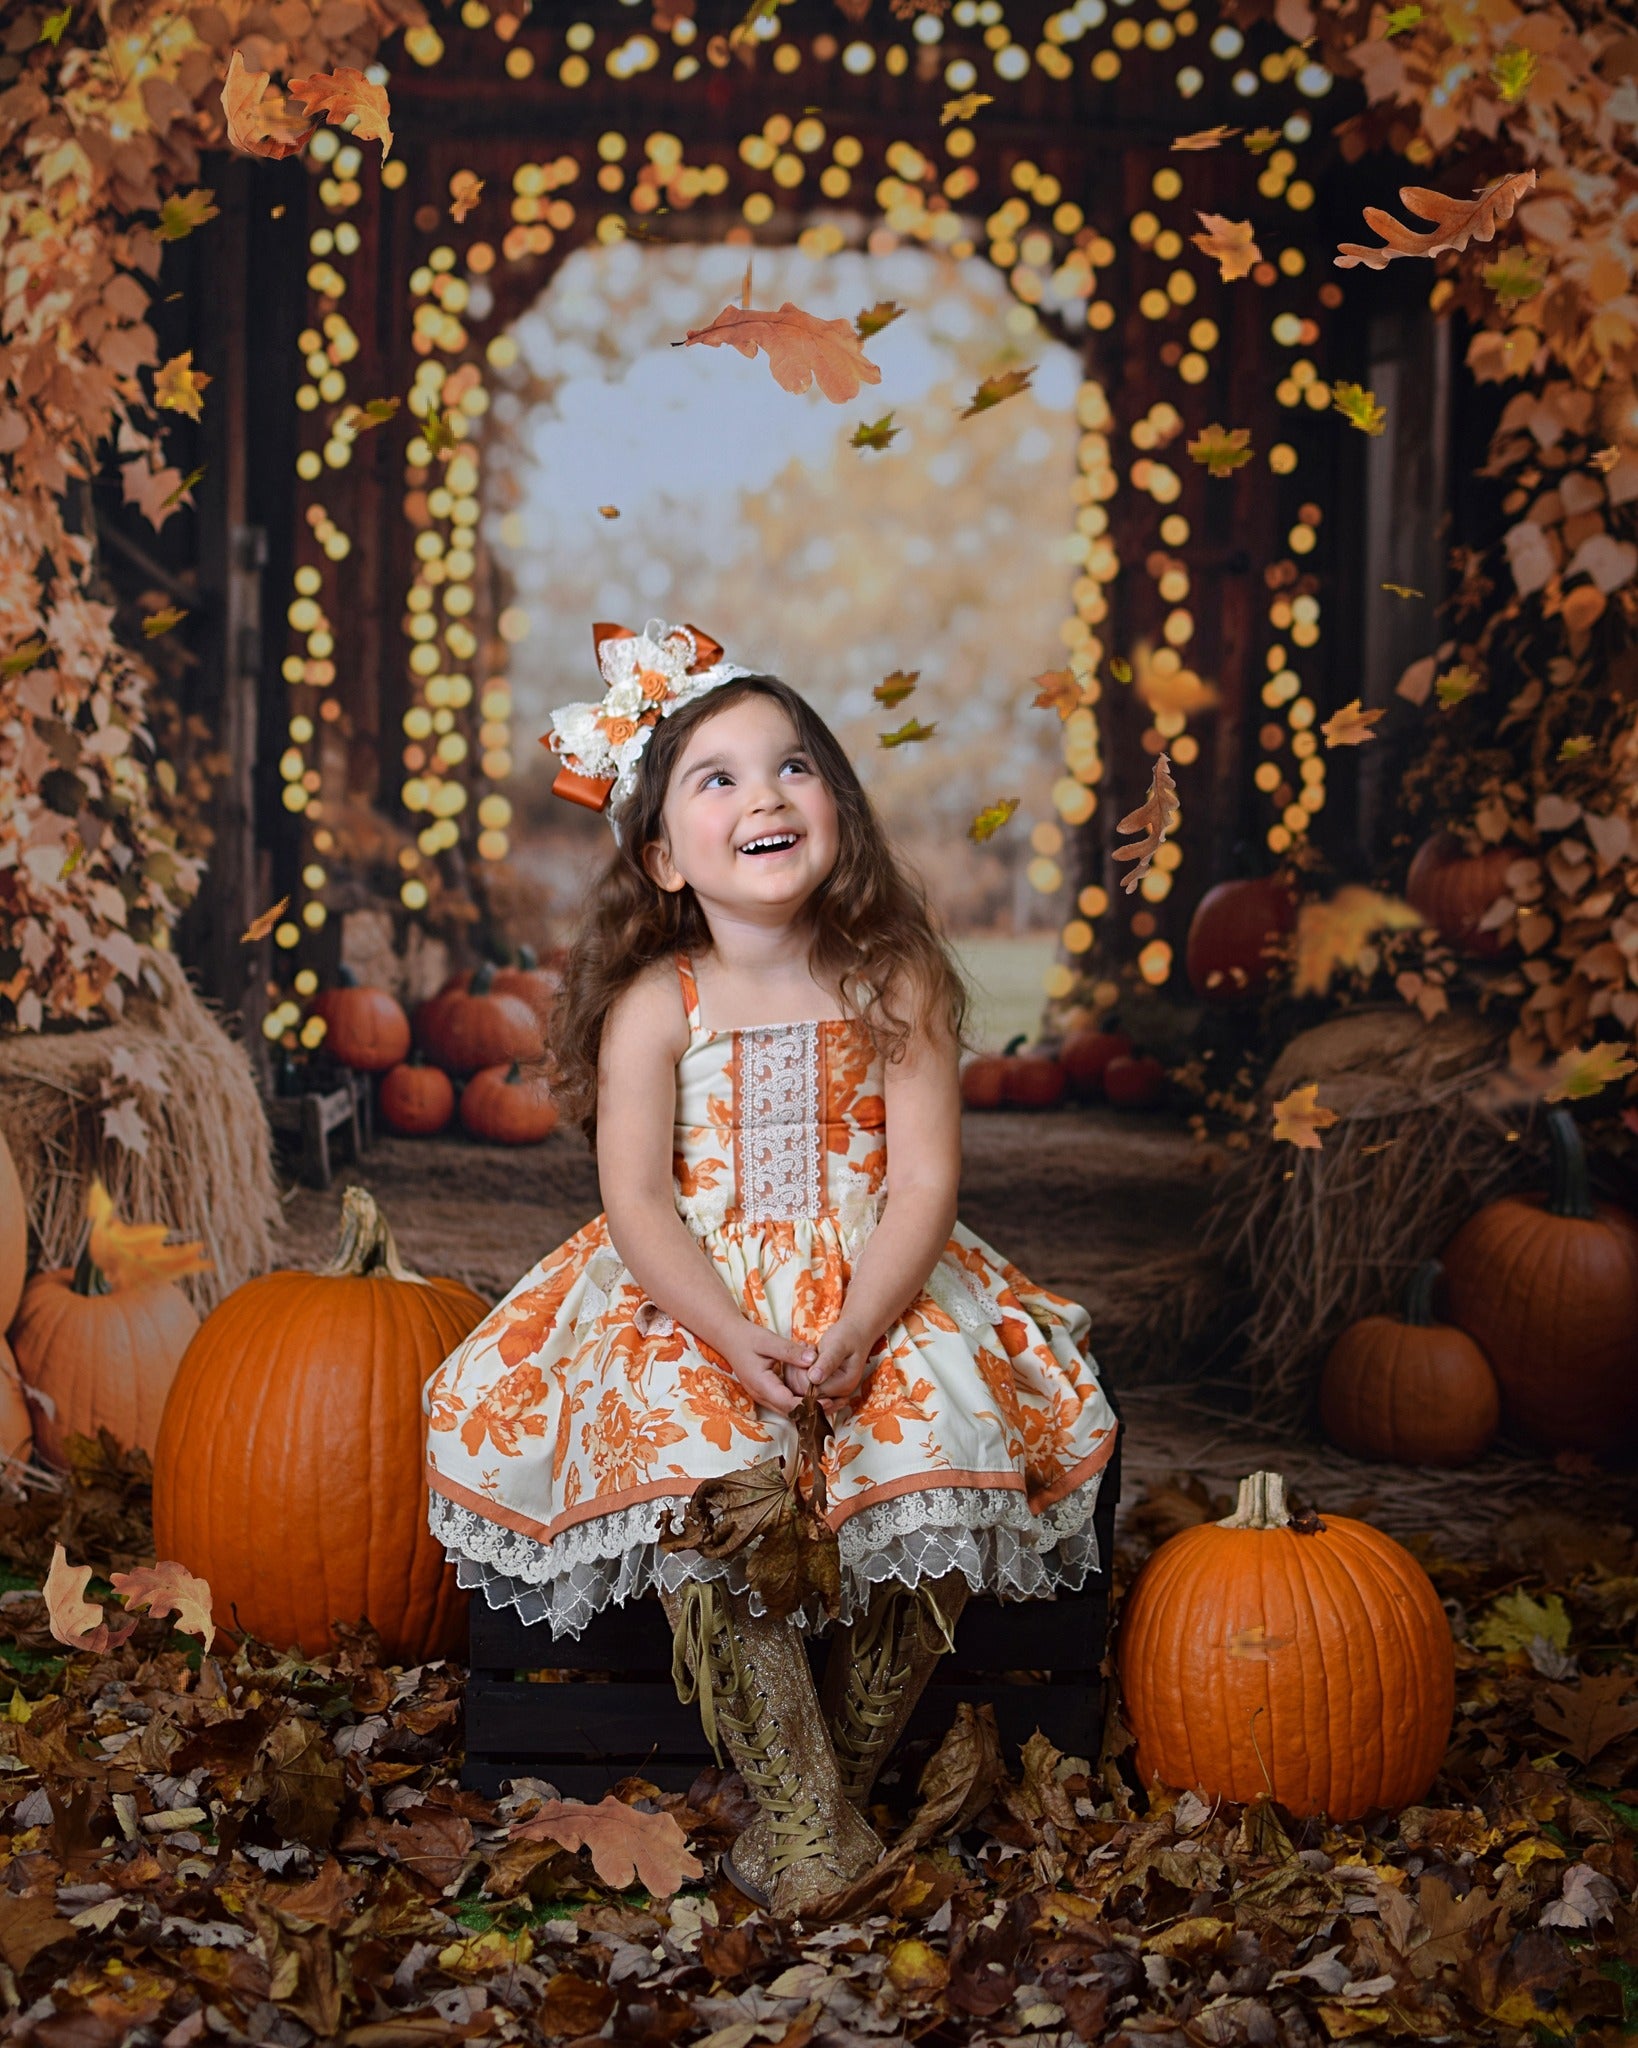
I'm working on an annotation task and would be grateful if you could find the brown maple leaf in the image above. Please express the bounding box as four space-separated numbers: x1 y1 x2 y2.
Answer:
1113 753 1180 892
1191 212 1262 281
512 1797 703 1896
286 66 394 158
1032 668 1082 720
680 303 882 403
109 1561 215 1652
1335 170 1537 270
221 50 314 160
1532 1672 1638 1764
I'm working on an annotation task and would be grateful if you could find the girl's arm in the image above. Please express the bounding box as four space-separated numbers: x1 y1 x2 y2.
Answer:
803 981 962 1410
597 968 813 1416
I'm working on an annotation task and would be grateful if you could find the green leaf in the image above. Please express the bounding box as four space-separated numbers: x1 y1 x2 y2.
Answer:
854 300 905 340
1383 3 1422 33
161 465 206 510
1471 1589 1571 1655
2 637 47 677
879 717 937 748
1482 250 1547 305
1584 1787 1638 1834
1490 44 1537 102
38 6 72 45
1331 381 1387 436
851 412 900 452
1434 663 1482 709
423 409 457 456
959 367 1033 419
157 188 219 242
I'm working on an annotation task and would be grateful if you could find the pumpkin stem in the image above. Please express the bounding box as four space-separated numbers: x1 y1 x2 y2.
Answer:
337 963 358 988
471 962 498 996
1218 1470 1291 1530
317 1186 430 1286
1544 1106 1596 1221
70 1233 111 1298
1402 1259 1442 1327
1004 1033 1029 1056
517 943 538 970
505 1060 522 1084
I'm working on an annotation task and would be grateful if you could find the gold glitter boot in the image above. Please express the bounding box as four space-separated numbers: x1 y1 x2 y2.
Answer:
820 1576 969 1811
662 1582 882 1919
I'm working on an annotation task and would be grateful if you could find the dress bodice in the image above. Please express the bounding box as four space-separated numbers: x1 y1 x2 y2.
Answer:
672 957 887 1232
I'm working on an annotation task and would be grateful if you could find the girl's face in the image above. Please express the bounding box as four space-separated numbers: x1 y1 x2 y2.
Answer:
645 694 840 923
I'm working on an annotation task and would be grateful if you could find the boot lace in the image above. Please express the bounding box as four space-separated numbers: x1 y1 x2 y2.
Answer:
830 1582 957 1803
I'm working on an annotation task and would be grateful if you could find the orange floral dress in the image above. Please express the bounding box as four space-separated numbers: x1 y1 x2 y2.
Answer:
424 957 1118 1637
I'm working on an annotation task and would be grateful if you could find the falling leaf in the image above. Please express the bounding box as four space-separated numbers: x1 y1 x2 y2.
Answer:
680 303 882 404
1243 127 1283 152
1557 734 1593 762
336 396 400 437
1482 250 1546 305
109 1562 215 1653
1172 124 1241 151
242 895 289 943
851 412 900 451
154 351 211 421
1271 1082 1338 1149
164 465 206 508
511 1798 703 1896
1188 423 1255 476
1109 656 1133 684
1380 582 1425 598
968 798 1020 844
2 637 47 677
221 49 314 160
1335 170 1537 270
880 718 938 748
141 606 187 639
1032 669 1082 720
1544 1043 1637 1102
44 1545 136 1655
1113 753 1180 892
38 6 71 44
1532 1674 1638 1765
1435 663 1481 708
1191 213 1262 282
959 367 1034 419
1293 887 1422 994
157 188 219 241
941 91 993 123
422 409 457 455
122 462 197 529
1383 3 1423 31
854 300 905 340
1490 44 1537 102
86 1178 212 1291
874 670 919 707
597 504 620 519
1331 381 1387 435
1319 700 1384 747
286 66 394 158
449 170 484 222
1590 445 1621 474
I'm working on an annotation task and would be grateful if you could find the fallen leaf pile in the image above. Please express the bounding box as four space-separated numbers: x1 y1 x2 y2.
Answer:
0 1437 1629 2044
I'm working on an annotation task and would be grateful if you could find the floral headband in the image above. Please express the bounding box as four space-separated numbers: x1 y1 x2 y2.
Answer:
542 618 755 828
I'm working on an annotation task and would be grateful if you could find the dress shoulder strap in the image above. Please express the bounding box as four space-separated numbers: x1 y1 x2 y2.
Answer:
675 953 703 1031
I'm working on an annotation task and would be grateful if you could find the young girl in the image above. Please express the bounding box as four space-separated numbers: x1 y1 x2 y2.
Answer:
424 620 1118 1917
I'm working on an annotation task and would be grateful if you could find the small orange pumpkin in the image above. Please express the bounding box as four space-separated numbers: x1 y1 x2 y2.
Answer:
312 968 411 1073
1318 1260 1499 1467
1440 1107 1638 1453
460 1060 558 1146
1103 1052 1166 1109
1405 833 1515 958
1061 1028 1132 1098
416 964 543 1077
1119 1470 1454 1820
0 1337 33 1467
380 1057 456 1138
153 1187 485 1662
0 1126 26 1332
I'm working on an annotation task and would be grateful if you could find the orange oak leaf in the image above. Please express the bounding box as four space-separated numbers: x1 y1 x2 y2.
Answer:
449 170 484 222
1172 124 1241 151
1319 699 1385 747
44 1544 136 1655
86 1178 212 1292
1335 170 1537 270
680 303 882 403
286 67 394 159
1271 1082 1338 1149
221 50 314 161
242 895 289 943
1191 212 1262 281
108 1562 215 1652
510 1797 703 1896
1032 669 1082 720
1113 754 1180 893
154 351 211 421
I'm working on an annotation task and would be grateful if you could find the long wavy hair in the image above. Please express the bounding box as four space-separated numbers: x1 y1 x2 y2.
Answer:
548 676 967 1140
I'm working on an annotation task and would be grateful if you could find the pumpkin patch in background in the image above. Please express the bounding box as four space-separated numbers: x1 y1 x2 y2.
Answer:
960 1037 1067 1111
1060 1027 1131 1098
1318 1259 1499 1467
1404 832 1516 959
459 1059 558 1146
10 1180 208 1468
309 967 411 1073
413 961 543 1077
1118 1469 1455 1821
1440 1107 1638 1454
1185 875 1296 1002
380 1056 456 1137
152 1186 483 1663
1103 1053 1166 1110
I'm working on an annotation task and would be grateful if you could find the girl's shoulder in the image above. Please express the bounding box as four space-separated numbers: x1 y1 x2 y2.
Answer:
602 955 692 1061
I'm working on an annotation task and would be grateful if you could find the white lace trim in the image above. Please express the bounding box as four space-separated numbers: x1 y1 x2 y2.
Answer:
739 1022 821 1222
431 1468 1108 1641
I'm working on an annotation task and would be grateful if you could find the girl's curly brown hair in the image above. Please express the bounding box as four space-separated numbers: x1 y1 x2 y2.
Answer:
548 676 967 1141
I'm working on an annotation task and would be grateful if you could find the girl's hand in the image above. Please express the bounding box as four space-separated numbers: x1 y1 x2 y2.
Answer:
721 1321 815 1417
805 1318 877 1413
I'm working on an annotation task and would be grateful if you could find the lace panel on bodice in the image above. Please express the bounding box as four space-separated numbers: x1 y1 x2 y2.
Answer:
738 1022 822 1223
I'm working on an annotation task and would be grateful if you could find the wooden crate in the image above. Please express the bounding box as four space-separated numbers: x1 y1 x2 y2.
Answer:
462 1434 1120 1799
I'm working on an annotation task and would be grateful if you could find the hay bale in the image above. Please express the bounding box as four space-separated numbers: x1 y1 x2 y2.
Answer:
1203 1005 1532 1430
0 951 280 1312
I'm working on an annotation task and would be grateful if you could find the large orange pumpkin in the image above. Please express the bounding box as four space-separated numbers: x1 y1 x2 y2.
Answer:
1185 876 1296 1002
312 969 411 1073
1440 1108 1638 1453
1119 1470 1454 1820
1318 1260 1499 1467
415 964 542 1078
153 1187 485 1662
1405 833 1515 957
0 1127 25 1332
10 1246 199 1468
0 1338 33 1467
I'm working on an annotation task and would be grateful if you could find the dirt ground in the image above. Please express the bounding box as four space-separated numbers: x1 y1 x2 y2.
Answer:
274 1106 1636 1559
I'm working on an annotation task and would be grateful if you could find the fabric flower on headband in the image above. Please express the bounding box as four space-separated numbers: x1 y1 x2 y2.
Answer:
542 618 754 827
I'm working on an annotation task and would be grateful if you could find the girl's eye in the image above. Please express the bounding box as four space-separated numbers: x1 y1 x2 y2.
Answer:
780 757 811 777
702 771 732 790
